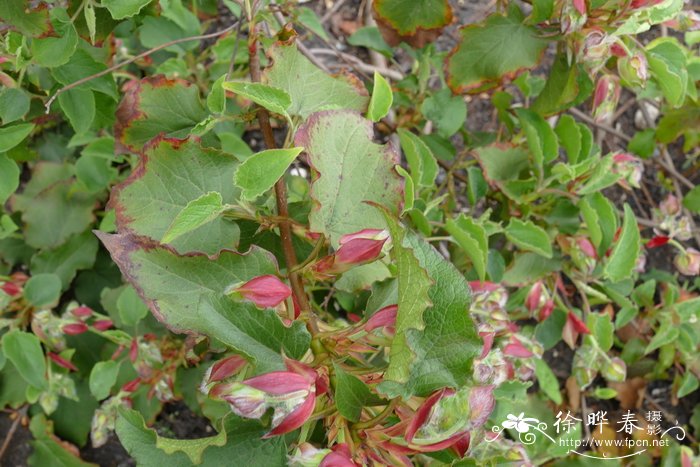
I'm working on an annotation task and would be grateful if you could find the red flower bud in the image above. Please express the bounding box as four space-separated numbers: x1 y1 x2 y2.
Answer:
320 444 356 467
525 282 543 312
72 306 93 318
567 311 590 334
122 378 141 392
62 322 89 335
646 236 669 249
503 337 533 358
364 305 398 333
47 352 78 372
592 75 620 122
539 299 554 321
573 0 586 15
313 230 389 277
228 275 292 308
129 339 139 362
93 319 114 331
207 355 248 383
1 282 21 296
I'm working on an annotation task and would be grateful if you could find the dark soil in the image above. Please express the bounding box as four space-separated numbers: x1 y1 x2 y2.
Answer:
0 412 32 467
80 435 135 467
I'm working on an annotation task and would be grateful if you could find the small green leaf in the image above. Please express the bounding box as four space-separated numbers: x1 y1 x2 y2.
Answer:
367 72 393 122
589 313 614 352
334 364 380 423
555 114 582 164
0 154 20 205
604 204 640 282
398 129 438 188
2 330 47 390
102 0 153 19
683 185 700 213
347 27 393 57
445 215 488 281
516 108 559 172
89 361 121 400
534 359 561 404
30 231 99 289
30 10 78 68
24 273 62 308
592 387 617 399
208 75 226 114
84 2 96 43
678 372 699 398
0 123 34 152
58 88 95 134
222 81 291 117
395 165 414 212
162 192 226 244
234 147 303 201
0 88 30 124
420 89 466 138
505 218 552 258
117 286 149 327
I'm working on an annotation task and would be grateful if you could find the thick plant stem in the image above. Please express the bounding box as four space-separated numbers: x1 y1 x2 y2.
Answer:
247 27 316 333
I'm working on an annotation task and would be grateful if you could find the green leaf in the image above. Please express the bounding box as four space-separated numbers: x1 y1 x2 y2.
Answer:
222 81 291 117
30 10 78 68
347 27 393 57
263 43 368 118
683 185 700 213
84 2 96 43
30 231 99 289
531 53 593 116
102 0 153 19
420 89 467 138
503 252 561 286
446 13 547 93
398 129 438 188
395 165 414 212
516 108 559 171
373 0 452 47
367 71 393 122
0 0 50 37
29 415 96 467
505 218 552 258
678 372 699 398
296 7 329 41
58 88 95 134
554 114 582 164
604 204 640 282
579 192 617 255
24 273 62 308
115 77 207 152
98 232 310 372
445 215 488 281
2 330 47 390
0 123 35 152
334 364 381 423
89 361 121 400
627 128 656 159
162 192 226 244
0 154 20 205
588 312 614 352
111 138 241 255
0 88 30 124
534 359 562 404
475 144 529 183
378 211 480 397
117 286 149 327
208 75 226 114
52 49 118 100
646 38 688 107
116 408 286 467
657 104 700 144
11 163 98 249
234 148 303 201
295 111 403 246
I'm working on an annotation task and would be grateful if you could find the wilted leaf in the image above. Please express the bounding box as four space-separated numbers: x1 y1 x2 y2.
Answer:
102 0 153 19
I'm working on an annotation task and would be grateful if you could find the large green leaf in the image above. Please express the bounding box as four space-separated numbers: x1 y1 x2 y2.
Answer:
446 13 547 93
295 111 403 246
98 232 310 372
11 163 98 249
263 43 368 118
102 0 153 19
379 212 480 398
116 409 286 467
115 77 207 152
2 330 47 390
30 9 78 68
52 49 118 100
372 0 452 48
110 138 240 255
0 123 35 152
0 0 50 37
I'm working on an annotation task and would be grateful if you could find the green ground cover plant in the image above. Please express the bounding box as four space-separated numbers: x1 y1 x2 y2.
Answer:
1 0 699 465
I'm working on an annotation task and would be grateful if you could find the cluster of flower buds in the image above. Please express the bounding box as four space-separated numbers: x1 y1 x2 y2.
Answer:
525 281 554 321
129 334 164 380
674 248 700 276
592 75 621 123
618 50 649 88
203 358 321 437
91 396 131 448
0 272 26 297
655 194 693 241
611 152 643 189
311 229 389 278
561 0 588 33
226 274 292 309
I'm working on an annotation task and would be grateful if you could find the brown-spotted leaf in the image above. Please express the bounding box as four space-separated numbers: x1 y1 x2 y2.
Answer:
295 110 403 246
446 13 548 93
109 137 240 255
372 0 453 48
263 42 368 119
97 232 310 372
115 76 207 152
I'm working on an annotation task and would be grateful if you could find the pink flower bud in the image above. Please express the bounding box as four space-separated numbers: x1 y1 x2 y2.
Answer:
503 337 534 358
631 0 663 8
674 248 700 276
48 352 78 372
612 152 643 188
660 194 681 217
320 444 356 467
1 282 21 296
567 311 590 334
206 355 248 383
364 305 398 333
592 75 620 122
525 282 543 312
129 339 138 362
539 299 554 321
228 275 292 308
577 237 598 259
312 230 389 277
573 0 586 15
62 322 89 335
122 378 141 392
478 325 495 359
72 306 93 318
93 319 113 331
